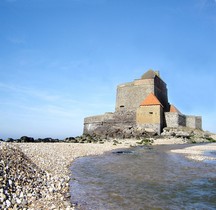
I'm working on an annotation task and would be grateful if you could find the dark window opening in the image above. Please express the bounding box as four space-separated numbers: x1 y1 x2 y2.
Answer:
149 112 153 114
120 105 125 108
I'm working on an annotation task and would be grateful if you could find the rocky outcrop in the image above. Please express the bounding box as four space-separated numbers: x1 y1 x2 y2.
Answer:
84 124 158 140
161 127 216 143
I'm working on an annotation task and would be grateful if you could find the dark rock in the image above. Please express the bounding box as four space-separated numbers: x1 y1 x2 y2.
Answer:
20 136 34 143
6 138 14 142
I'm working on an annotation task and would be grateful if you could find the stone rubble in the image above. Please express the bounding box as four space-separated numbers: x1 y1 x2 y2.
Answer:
161 127 216 143
0 143 74 209
0 141 131 209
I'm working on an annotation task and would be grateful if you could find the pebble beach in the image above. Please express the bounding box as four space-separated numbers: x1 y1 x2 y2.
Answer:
0 141 130 209
1 138 216 209
171 142 216 162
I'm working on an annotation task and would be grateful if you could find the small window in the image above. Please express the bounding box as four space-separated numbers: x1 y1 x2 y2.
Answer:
149 112 153 114
120 105 125 108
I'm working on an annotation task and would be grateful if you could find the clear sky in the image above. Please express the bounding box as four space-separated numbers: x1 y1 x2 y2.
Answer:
0 0 216 139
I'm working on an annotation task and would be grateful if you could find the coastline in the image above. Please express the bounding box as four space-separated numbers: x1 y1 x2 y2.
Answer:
1 139 216 209
170 142 216 162
1 141 131 209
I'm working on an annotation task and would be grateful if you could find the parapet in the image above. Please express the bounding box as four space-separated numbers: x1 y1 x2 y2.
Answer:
84 112 114 124
186 115 202 130
165 112 202 130
165 112 186 127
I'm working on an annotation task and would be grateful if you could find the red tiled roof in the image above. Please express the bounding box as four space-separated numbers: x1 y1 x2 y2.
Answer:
169 104 181 114
140 93 163 107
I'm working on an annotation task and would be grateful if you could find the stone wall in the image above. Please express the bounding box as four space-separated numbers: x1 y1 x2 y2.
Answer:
165 112 186 127
83 108 164 138
84 112 115 135
137 106 160 124
154 76 169 111
186 115 202 130
83 111 137 138
115 76 169 113
115 79 154 112
84 112 115 124
164 113 202 130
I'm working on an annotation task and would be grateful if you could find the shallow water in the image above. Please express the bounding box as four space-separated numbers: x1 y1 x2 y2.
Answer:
70 145 216 210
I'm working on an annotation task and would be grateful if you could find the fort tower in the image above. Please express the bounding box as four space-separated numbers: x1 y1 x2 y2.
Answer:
83 69 202 137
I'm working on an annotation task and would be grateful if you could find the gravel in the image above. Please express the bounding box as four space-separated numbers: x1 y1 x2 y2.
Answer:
0 141 130 209
1 139 216 209
171 143 216 161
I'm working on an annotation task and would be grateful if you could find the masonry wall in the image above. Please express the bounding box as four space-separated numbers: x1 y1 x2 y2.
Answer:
136 105 163 134
154 76 169 112
115 79 154 112
186 116 202 129
136 105 162 124
165 112 186 127
83 113 115 135
116 76 169 113
84 112 115 124
83 111 136 137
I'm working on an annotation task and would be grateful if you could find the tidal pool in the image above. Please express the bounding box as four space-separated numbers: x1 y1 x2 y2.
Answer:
70 145 216 210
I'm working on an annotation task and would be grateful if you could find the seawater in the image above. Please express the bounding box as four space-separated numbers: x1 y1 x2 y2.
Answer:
70 145 216 210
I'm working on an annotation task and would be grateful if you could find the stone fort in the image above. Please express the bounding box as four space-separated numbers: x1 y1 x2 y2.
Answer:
84 70 202 138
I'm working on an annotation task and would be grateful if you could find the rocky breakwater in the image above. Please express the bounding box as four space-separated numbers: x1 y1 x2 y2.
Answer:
0 143 73 209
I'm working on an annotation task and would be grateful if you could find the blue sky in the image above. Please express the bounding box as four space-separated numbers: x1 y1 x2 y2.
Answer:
0 0 216 139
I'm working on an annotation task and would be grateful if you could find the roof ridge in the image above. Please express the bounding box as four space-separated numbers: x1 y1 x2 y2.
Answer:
169 104 181 114
140 93 163 107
